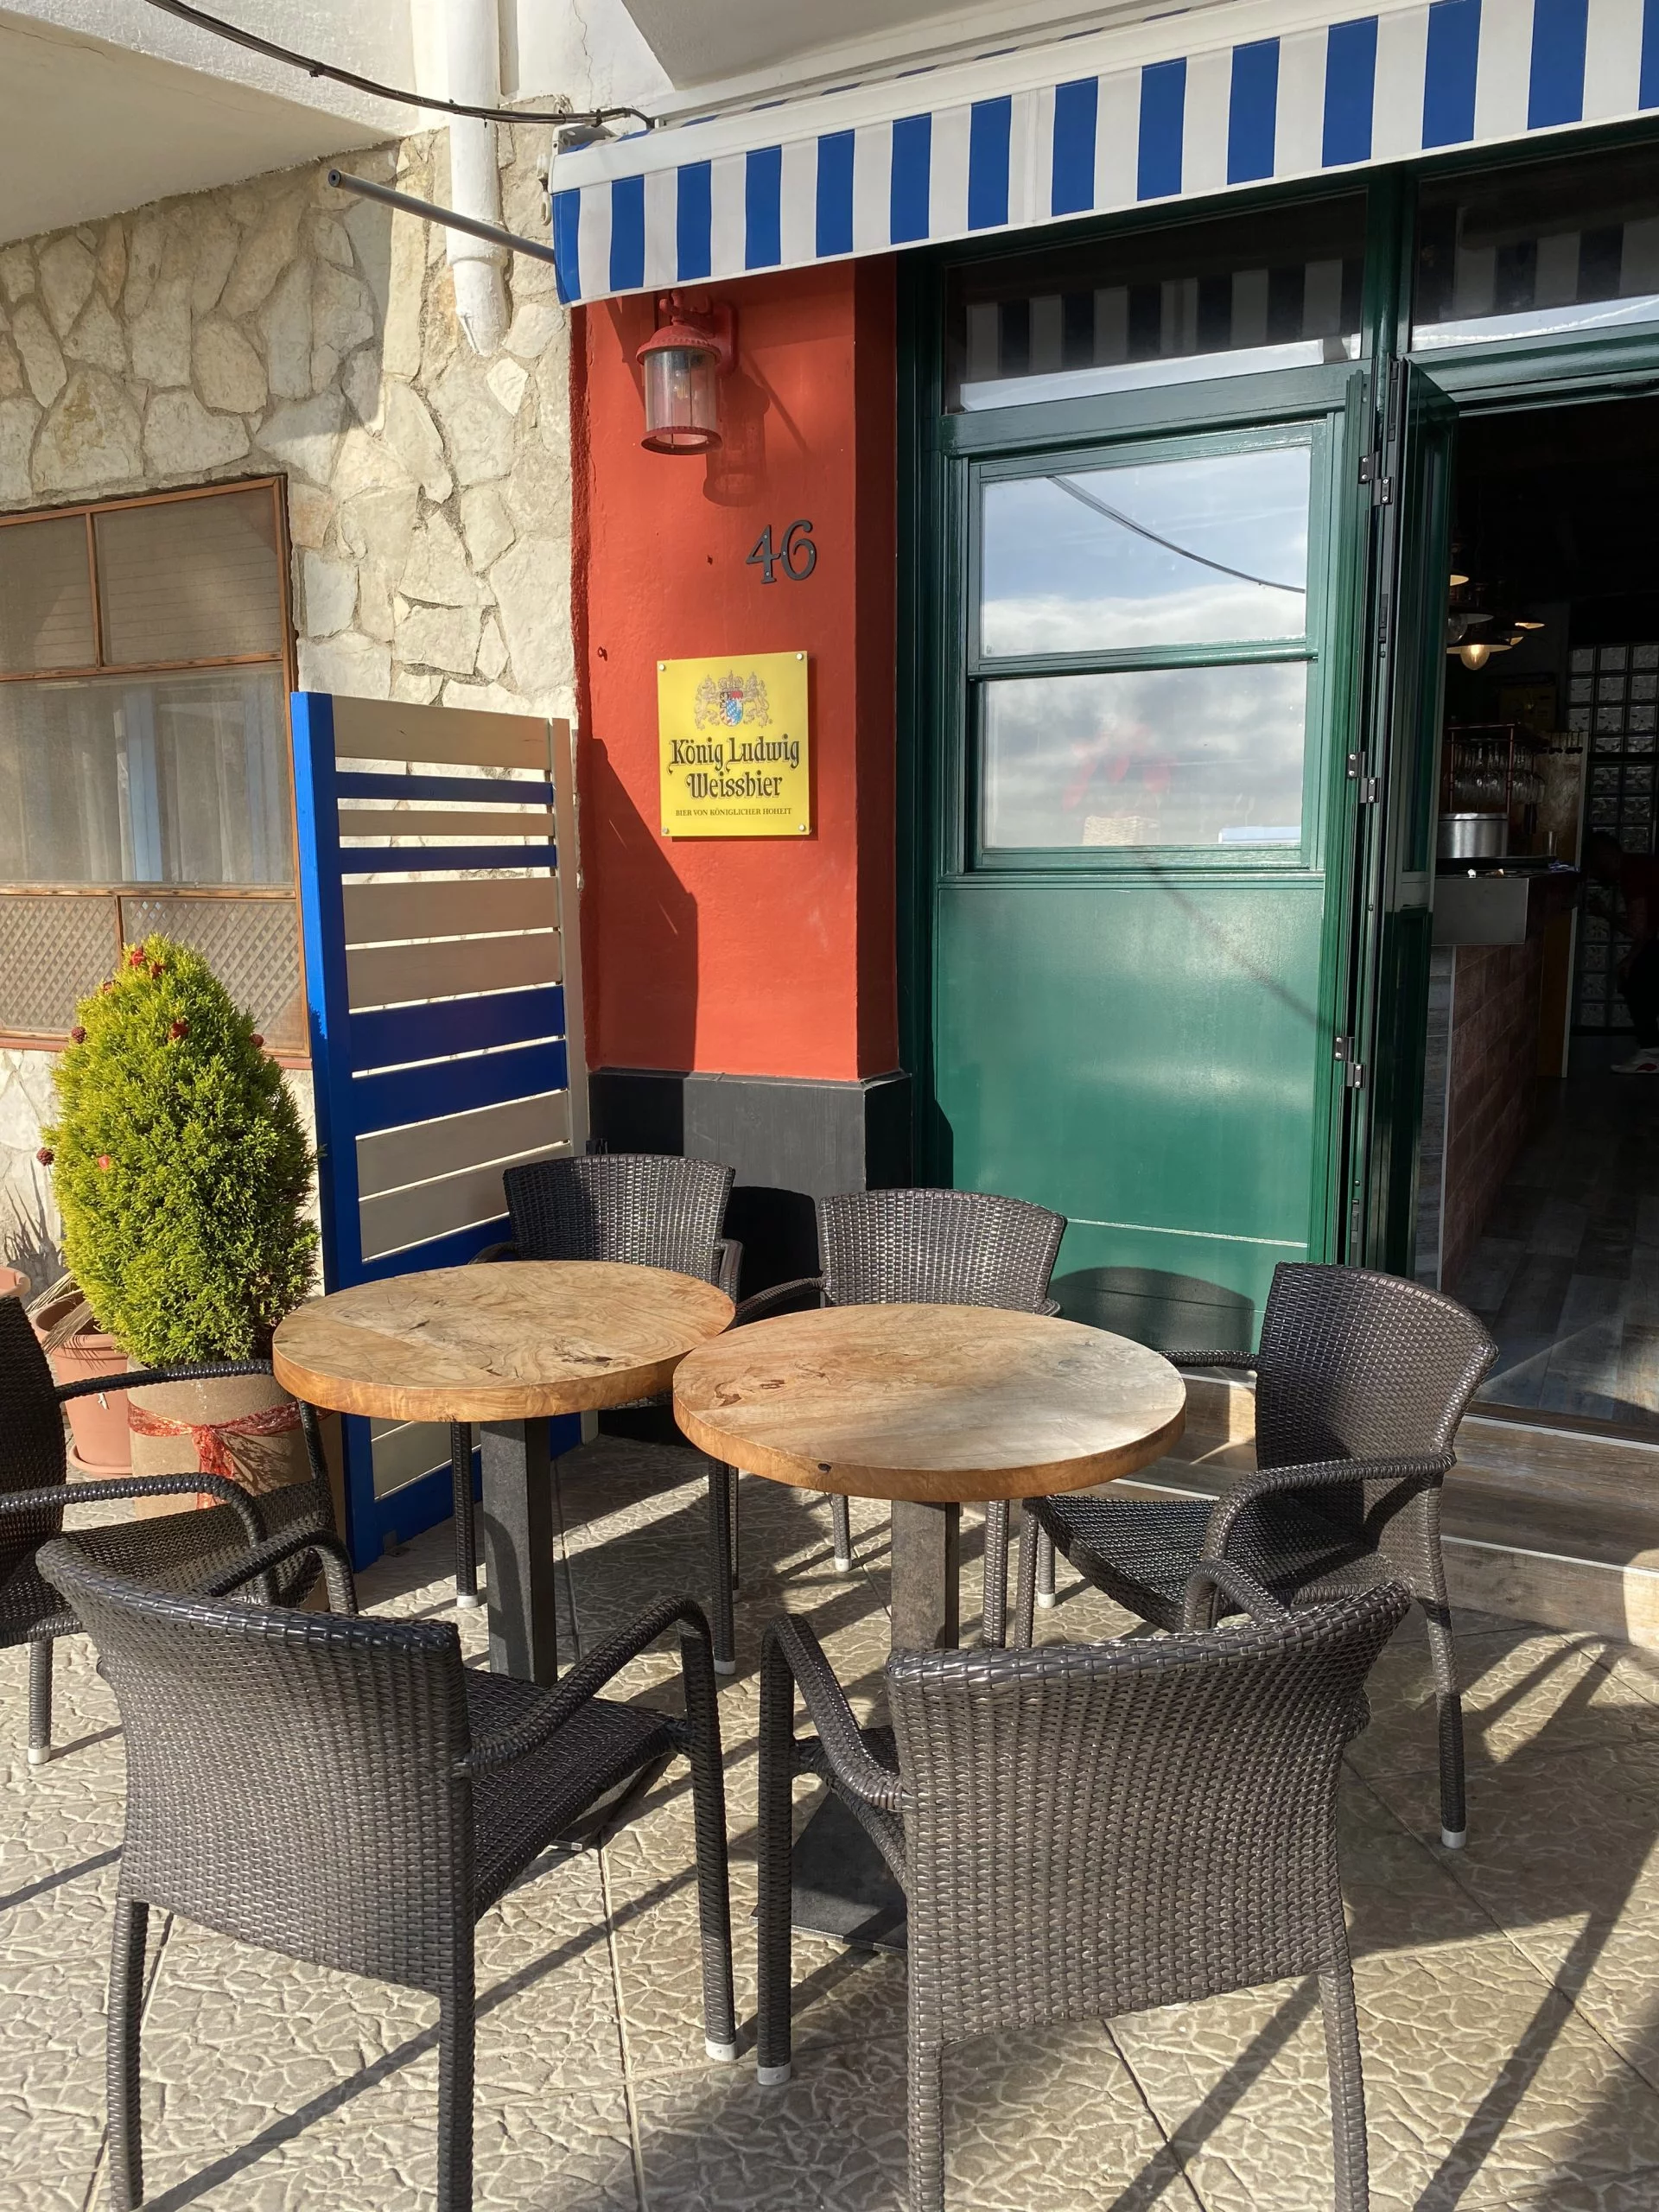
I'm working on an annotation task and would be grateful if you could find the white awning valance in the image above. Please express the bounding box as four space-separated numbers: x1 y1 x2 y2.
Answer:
549 0 1659 304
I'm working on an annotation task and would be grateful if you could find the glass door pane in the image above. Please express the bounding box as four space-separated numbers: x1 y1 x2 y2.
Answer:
980 445 1311 655
982 661 1310 849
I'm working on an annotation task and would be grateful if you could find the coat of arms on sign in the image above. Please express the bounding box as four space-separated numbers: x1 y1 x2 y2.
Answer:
693 671 772 729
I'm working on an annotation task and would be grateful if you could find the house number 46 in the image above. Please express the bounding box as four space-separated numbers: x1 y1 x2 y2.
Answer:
747 518 817 583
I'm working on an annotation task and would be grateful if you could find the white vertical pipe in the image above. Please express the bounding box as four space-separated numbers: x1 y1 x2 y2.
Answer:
445 0 510 354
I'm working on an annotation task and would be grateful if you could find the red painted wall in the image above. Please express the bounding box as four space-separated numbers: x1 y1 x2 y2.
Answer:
571 259 898 1083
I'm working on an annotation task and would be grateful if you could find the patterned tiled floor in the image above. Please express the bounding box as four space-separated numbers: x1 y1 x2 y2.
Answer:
9 1433 1659 2209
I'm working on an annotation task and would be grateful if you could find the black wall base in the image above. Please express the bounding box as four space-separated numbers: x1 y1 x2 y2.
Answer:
587 1066 912 1294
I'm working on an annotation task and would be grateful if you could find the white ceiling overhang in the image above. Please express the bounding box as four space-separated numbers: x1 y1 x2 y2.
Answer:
0 3 408 245
550 0 1659 305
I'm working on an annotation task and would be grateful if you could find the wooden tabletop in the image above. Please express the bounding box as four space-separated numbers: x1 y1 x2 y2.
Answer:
672 1304 1185 1503
272 1261 734 1423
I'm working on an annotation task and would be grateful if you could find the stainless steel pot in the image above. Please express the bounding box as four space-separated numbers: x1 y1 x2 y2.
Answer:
1438 811 1508 861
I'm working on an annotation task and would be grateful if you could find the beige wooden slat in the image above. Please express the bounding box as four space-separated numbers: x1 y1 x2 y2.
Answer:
346 930 561 1010
337 809 555 840
369 1418 451 1499
359 1144 567 1262
355 1090 569 1200
331 696 548 772
342 875 558 945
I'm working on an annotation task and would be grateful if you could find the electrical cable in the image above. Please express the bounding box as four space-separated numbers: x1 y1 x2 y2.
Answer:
1051 474 1306 596
136 0 656 130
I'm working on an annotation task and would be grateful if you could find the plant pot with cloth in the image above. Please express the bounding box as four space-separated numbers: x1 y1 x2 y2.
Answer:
41 938 318 1514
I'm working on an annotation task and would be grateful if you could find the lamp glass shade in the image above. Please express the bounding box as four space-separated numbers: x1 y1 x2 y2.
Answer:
641 344 721 454
1458 640 1492 669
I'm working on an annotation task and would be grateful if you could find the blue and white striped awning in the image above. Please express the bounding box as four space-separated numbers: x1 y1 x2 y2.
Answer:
549 0 1659 304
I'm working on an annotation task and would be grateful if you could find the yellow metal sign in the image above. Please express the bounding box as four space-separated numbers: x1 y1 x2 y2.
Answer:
658 651 810 838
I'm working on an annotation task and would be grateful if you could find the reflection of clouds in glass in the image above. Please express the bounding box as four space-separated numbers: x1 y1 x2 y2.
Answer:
982 584 1305 658
981 446 1312 654
983 663 1307 849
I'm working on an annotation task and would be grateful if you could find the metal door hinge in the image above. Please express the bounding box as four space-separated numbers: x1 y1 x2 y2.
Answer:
1358 454 1393 504
1334 1037 1366 1087
1345 755 1380 802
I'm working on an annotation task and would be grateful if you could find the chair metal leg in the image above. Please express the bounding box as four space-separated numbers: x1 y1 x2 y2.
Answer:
106 1896 149 2212
1422 1598 1467 1848
830 1491 853 1573
1036 1525 1057 1609
27 1636 52 1765
450 1423 480 1610
1319 1961 1370 2212
707 1461 737 1676
435 1955 474 2212
1012 1510 1037 1649
982 1500 1009 1649
679 1619 738 2058
907 2038 946 2212
755 1635 796 2085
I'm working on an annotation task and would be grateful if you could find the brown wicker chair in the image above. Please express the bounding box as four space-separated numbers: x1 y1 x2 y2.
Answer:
38 1537 737 2212
449 1152 741 1623
728 1187 1065 1648
758 1564 1411 2212
1015 1262 1496 1848
0 1292 342 1765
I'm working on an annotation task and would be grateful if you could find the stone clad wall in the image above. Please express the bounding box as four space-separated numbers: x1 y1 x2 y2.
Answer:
0 131 576 1276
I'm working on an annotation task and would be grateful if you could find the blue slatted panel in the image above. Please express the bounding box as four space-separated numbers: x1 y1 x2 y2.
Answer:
291 692 584 1566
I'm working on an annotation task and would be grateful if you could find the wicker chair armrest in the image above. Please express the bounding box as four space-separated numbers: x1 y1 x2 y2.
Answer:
54 1357 274 1404
1202 1450 1453 1561
199 1528 357 1613
1159 1350 1259 1372
458 1593 714 1776
468 1240 518 1265
734 1276 824 1326
12 1473 265 1553
715 1238 743 1302
1180 1560 1294 1632
762 1614 901 1810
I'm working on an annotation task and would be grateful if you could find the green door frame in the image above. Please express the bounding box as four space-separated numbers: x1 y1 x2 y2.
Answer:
899 118 1659 1294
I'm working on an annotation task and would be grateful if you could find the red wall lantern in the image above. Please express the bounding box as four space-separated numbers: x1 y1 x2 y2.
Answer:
636 296 734 454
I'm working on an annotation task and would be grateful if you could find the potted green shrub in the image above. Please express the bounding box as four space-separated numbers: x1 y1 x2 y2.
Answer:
41 936 318 1506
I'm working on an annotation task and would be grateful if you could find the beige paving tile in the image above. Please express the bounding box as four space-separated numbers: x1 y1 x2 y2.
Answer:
1337 1773 1503 1961
632 2059 831 2208
753 2022 1203 2212
129 1904 634 2209
1110 1932 1659 2210
1347 1621 1659 1783
1368 1738 1659 2092
1484 2172 1659 2212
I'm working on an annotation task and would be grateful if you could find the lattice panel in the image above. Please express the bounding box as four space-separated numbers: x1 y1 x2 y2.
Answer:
120 896 304 1052
1569 641 1658 1032
0 893 119 1034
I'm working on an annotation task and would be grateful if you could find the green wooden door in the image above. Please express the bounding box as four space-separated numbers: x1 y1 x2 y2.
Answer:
925 392 1367 1348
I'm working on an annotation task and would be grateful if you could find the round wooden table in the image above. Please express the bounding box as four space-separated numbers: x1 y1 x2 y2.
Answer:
673 1303 1186 1652
273 1261 734 1683
675 1301 1185 1946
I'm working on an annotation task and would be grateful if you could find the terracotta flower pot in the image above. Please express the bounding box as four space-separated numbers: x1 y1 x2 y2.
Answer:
29 1284 130 1476
127 1370 310 1518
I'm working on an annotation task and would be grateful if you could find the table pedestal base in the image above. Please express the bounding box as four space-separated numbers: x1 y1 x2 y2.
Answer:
481 1417 557 1685
789 1792 906 1951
